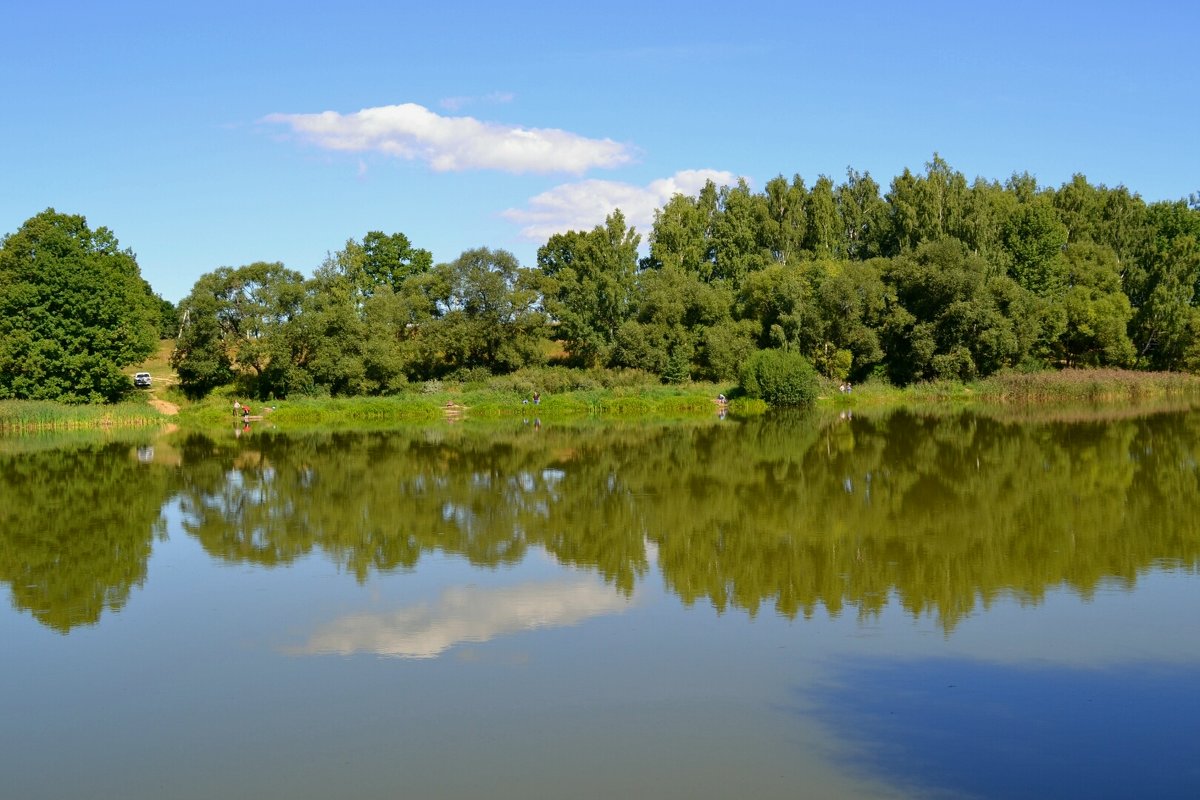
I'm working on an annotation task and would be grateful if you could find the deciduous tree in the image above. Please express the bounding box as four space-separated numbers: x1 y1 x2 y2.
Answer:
0 209 159 402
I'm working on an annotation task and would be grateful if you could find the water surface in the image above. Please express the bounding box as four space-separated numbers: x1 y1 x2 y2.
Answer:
2 409 1199 798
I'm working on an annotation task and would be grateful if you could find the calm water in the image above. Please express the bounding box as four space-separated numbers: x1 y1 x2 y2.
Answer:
2 408 1199 799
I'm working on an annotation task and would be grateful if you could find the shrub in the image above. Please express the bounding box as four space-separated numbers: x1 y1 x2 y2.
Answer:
738 349 819 407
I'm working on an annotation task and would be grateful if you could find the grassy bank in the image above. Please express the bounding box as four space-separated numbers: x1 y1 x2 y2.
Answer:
0 398 163 432
819 368 1200 409
974 369 1200 403
174 383 742 429
6 368 1200 434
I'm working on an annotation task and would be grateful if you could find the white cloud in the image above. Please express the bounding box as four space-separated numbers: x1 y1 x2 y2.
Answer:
291 579 633 659
501 168 740 240
262 102 631 174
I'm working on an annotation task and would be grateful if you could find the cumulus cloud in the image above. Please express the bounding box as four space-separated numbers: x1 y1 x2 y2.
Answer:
501 168 740 240
291 579 633 659
262 102 632 174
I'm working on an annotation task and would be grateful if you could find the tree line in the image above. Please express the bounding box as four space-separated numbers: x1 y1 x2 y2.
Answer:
3 157 1199 402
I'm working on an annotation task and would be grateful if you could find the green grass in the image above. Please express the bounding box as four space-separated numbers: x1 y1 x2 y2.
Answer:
175 395 447 428
0 398 164 432
124 339 178 388
974 368 1200 403
9 366 1200 434
814 368 1200 411
168 382 739 430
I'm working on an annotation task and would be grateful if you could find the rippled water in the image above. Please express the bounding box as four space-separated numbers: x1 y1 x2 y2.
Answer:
3 408 1199 799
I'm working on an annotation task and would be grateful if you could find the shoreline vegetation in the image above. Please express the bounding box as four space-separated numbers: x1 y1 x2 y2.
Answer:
7 164 1200 422
4 368 1200 434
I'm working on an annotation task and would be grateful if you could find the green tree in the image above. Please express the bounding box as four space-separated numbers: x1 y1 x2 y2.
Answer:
881 239 1032 382
710 180 772 286
1003 200 1069 296
835 168 888 260
737 262 820 354
423 248 546 375
960 177 1017 264
612 266 733 380
0 210 159 402
763 174 807 265
171 290 234 398
294 267 369 396
1130 234 1200 370
884 167 922 254
172 262 306 398
360 230 433 296
538 211 640 366
363 268 447 386
882 156 972 256
647 180 719 277
803 176 843 258
738 348 819 406
1057 244 1135 367
810 260 888 379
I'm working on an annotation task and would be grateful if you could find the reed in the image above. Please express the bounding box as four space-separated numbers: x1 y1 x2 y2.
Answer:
0 399 163 432
975 369 1200 403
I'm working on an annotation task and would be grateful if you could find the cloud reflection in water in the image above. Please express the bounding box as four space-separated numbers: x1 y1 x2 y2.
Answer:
294 579 633 659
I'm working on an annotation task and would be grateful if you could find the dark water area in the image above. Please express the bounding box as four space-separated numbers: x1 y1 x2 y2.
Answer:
2 408 1199 798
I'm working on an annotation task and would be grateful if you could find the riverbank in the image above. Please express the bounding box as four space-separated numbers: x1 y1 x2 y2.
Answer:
828 369 1200 409
173 383 751 430
4 369 1200 433
0 399 164 433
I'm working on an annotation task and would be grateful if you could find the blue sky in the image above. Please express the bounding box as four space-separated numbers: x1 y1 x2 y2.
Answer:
3 1 1197 302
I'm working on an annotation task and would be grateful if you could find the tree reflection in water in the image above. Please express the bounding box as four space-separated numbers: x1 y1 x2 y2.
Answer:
4 407 1200 632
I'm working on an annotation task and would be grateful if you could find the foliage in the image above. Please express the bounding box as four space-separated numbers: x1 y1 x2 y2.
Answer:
0 209 160 403
18 156 1200 404
422 247 547 375
538 211 640 366
976 368 1200 403
738 348 819 406
0 398 163 431
171 261 306 400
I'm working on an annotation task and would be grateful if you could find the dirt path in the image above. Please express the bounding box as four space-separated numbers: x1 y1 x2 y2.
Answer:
149 396 180 416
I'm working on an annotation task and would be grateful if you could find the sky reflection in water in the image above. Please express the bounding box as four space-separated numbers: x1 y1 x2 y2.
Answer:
2 408 1199 798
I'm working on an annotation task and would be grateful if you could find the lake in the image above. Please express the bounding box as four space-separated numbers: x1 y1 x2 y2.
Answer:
2 407 1199 799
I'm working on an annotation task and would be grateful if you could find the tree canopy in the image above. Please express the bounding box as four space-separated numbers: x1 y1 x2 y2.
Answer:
10 157 1200 404
0 209 159 402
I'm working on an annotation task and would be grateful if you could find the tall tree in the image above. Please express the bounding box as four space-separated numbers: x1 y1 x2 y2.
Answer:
1057 243 1135 367
810 259 888 379
424 248 546 375
0 209 159 402
538 211 640 367
880 239 1031 383
763 174 807 266
803 176 843 258
1129 202 1200 369
612 266 734 381
1003 199 1069 296
360 230 433 295
647 181 719 277
710 180 772 286
836 168 888 260
172 262 306 398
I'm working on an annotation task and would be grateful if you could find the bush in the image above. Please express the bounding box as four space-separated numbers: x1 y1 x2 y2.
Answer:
738 349 819 407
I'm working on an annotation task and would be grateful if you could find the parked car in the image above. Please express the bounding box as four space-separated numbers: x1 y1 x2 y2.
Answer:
134 372 152 388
